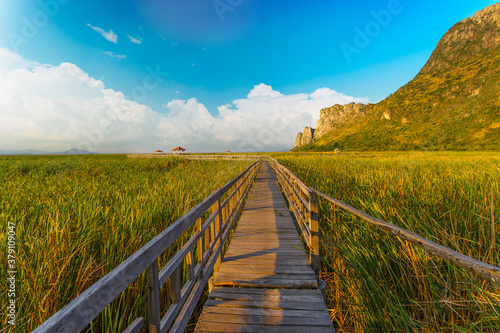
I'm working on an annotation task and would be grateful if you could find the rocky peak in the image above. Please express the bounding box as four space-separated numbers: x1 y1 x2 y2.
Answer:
420 3 500 75
295 127 315 147
314 102 368 139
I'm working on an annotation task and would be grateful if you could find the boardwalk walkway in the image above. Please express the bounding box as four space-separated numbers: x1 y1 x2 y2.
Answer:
195 163 334 332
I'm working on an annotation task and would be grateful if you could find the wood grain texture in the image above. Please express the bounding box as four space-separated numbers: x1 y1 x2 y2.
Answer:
195 163 334 332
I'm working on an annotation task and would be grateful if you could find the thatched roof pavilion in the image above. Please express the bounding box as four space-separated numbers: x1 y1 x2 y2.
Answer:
171 146 186 154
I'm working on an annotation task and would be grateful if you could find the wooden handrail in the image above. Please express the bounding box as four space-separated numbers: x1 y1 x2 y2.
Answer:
127 154 262 160
313 189 500 286
33 159 261 333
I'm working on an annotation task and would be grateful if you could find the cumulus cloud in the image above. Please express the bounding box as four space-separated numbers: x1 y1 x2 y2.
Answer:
0 48 158 152
87 23 118 43
156 83 368 152
127 35 142 44
104 51 126 60
0 48 368 153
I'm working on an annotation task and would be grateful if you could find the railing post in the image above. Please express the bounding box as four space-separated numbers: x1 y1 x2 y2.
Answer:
169 267 181 304
186 250 194 281
210 192 217 253
197 217 203 274
309 190 320 276
214 197 222 272
146 259 161 333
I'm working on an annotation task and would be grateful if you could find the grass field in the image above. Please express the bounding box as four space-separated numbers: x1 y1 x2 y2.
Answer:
0 155 251 332
1 152 499 332
275 152 500 332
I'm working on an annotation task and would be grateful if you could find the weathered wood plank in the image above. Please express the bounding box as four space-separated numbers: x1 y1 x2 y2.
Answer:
205 298 327 311
122 318 144 333
210 287 326 298
197 312 333 326
213 279 318 288
195 162 333 332
201 303 332 319
215 272 317 281
217 266 314 274
196 322 334 333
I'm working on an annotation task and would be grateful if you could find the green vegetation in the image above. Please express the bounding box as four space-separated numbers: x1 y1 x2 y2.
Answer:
0 155 251 332
276 152 500 332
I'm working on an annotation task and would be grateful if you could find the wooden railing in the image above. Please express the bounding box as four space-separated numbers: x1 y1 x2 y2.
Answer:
178 155 262 161
268 157 320 276
127 154 262 161
33 160 261 333
313 189 500 285
270 158 500 286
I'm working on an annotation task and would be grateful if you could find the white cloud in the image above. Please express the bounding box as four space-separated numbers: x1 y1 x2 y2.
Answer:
87 23 118 43
104 51 126 60
156 84 368 152
0 48 368 153
127 35 142 44
0 48 158 152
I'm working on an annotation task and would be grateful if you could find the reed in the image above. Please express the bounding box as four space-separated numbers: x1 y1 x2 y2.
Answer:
275 151 500 332
0 154 250 332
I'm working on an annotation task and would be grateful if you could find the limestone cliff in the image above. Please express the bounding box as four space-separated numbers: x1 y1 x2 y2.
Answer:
294 127 315 147
314 102 368 140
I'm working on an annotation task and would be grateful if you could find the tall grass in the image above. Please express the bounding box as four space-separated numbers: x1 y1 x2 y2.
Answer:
0 155 251 332
276 152 500 332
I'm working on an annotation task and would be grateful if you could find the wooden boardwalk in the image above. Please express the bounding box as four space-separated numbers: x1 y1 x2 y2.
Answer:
195 163 334 332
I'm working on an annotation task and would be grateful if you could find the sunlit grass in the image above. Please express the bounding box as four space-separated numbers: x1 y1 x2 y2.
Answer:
275 151 500 332
0 155 251 332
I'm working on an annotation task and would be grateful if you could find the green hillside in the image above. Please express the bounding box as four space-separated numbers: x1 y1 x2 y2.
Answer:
297 3 500 151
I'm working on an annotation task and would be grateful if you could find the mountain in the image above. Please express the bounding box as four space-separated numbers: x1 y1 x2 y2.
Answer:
294 3 500 151
54 149 94 155
0 149 50 155
0 148 95 155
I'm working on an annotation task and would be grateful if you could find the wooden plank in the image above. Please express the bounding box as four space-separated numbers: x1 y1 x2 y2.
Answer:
212 279 317 288
214 272 316 281
201 304 332 319
211 287 326 298
197 313 333 327
205 299 327 311
195 322 334 333
223 249 308 256
122 318 144 333
221 255 310 264
217 266 313 274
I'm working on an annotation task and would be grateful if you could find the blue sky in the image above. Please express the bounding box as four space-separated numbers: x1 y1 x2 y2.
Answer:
0 0 497 152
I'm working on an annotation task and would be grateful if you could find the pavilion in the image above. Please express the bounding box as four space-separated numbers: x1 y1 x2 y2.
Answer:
171 146 186 154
